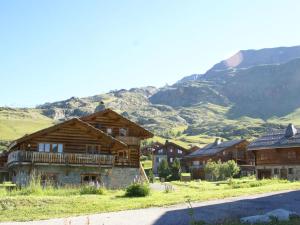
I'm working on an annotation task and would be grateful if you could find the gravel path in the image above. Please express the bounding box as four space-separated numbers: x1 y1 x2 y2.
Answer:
1 190 300 225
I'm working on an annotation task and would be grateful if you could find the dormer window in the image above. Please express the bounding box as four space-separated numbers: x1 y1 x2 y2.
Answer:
119 128 128 137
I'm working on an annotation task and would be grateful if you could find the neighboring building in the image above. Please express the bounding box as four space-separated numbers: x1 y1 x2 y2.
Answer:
184 139 254 179
152 141 189 175
0 109 153 188
248 123 300 180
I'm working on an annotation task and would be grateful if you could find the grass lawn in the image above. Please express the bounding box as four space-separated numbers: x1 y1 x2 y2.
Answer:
0 178 300 222
141 160 152 169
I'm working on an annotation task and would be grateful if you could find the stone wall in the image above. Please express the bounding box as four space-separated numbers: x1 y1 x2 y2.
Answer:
256 165 300 180
9 165 143 188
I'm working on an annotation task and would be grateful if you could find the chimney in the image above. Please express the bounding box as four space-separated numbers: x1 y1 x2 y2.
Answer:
95 101 105 112
285 123 297 138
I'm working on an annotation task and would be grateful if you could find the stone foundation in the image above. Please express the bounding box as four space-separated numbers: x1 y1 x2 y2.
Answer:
9 165 142 188
256 165 300 180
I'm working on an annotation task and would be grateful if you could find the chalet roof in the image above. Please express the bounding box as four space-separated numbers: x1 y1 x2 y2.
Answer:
9 118 127 150
80 108 154 139
164 140 188 151
248 123 300 151
185 139 246 158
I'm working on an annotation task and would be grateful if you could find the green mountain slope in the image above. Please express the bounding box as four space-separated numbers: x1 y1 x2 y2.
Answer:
0 108 54 141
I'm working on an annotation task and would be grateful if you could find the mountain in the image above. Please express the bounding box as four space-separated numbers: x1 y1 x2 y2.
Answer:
178 45 300 83
2 45 300 149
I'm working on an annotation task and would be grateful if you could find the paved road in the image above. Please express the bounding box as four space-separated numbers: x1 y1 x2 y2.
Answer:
2 190 300 225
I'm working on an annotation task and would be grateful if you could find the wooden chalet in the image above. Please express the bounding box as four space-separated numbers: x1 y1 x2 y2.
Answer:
184 138 254 179
248 123 300 180
152 140 189 175
0 109 153 188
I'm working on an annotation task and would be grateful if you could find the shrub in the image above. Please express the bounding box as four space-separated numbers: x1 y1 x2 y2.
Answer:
148 169 154 183
158 159 170 179
80 186 105 195
125 183 150 197
170 158 181 181
204 160 240 181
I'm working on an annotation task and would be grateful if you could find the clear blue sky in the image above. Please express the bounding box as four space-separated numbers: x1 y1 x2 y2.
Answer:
1 0 300 107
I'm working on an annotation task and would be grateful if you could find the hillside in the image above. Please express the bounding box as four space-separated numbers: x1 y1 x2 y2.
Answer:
2 45 300 150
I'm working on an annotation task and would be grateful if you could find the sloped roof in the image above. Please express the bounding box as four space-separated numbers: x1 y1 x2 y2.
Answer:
248 123 300 151
9 118 127 150
165 141 188 151
185 139 246 158
80 108 154 139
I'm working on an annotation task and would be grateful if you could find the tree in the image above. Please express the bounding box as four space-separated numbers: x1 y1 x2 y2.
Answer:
204 160 220 181
158 159 170 179
170 158 181 180
226 160 240 178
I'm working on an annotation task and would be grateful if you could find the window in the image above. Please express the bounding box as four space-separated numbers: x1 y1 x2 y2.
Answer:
38 143 44 152
119 128 128 137
274 168 279 175
86 145 101 154
193 161 200 166
170 157 173 163
117 150 129 160
169 149 173 153
260 153 268 160
158 149 163 154
38 143 59 153
81 174 98 184
52 144 58 153
58 144 63 153
107 128 113 135
288 168 294 175
288 151 296 159
178 149 183 154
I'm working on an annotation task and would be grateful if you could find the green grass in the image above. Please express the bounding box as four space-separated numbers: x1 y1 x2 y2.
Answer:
0 178 300 222
141 160 152 169
0 108 54 141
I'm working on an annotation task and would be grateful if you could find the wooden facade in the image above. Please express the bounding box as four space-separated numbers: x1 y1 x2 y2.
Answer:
185 139 254 180
152 141 189 174
248 124 300 180
251 148 300 180
2 109 153 187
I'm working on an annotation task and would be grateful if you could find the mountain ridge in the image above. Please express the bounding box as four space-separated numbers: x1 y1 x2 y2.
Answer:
2 45 300 149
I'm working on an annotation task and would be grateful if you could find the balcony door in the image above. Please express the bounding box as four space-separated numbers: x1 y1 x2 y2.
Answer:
86 145 101 154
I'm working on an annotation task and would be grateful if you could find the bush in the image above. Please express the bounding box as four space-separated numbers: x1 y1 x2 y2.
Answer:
125 183 150 197
148 169 154 183
80 186 105 195
158 159 170 179
170 158 181 181
204 160 240 181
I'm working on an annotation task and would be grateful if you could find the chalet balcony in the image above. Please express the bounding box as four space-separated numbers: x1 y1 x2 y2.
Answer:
7 151 114 167
116 136 140 145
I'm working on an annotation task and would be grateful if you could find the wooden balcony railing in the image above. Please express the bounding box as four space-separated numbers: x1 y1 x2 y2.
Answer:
7 151 114 166
116 136 140 145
